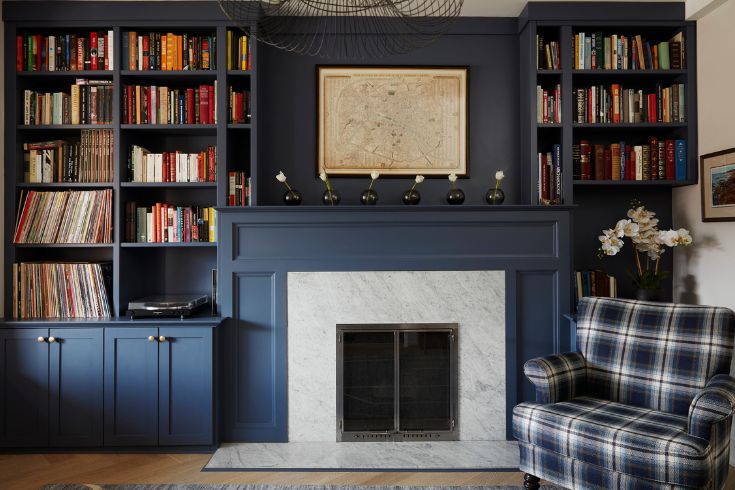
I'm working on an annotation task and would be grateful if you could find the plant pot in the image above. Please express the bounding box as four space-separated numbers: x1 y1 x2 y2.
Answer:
402 189 421 205
360 188 378 205
485 187 505 205
283 189 302 205
446 188 465 205
322 189 341 205
635 288 662 302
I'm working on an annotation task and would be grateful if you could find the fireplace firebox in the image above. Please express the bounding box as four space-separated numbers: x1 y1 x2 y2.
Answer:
336 323 458 441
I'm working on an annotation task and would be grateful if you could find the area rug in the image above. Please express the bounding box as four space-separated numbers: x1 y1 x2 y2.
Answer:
42 485 566 490
204 441 520 472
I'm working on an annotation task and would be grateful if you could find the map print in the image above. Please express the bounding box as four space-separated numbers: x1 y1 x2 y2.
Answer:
319 68 467 175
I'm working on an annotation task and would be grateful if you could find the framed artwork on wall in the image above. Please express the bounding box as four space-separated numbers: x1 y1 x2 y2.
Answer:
701 148 735 222
317 66 469 177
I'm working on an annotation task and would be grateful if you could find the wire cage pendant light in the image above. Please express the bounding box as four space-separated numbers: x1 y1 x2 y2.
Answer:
217 0 465 58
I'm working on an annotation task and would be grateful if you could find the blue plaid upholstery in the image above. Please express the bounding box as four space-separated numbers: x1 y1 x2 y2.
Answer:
514 297 735 489
524 352 587 404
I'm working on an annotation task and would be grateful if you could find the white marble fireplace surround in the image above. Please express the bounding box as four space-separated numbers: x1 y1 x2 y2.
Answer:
287 270 506 442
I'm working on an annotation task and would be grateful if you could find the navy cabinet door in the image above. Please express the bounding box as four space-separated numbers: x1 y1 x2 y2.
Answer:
0 329 49 447
49 328 103 447
104 328 158 446
158 327 213 445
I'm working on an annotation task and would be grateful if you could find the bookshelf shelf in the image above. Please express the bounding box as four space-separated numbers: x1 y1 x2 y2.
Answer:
572 122 687 128
12 243 114 248
573 179 696 187
16 182 114 188
227 70 253 76
121 182 217 188
120 124 217 131
17 70 114 77
121 70 216 77
537 123 562 128
227 123 252 129
120 242 217 248
572 69 687 76
17 124 114 130
537 69 562 75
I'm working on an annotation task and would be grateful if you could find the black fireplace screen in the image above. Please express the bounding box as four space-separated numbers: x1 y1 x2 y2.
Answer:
336 323 458 441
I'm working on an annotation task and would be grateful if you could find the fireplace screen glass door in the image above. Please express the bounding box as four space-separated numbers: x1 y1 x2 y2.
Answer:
337 324 458 441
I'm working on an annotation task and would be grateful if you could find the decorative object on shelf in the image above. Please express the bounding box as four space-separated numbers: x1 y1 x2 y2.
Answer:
319 172 340 206
700 147 735 222
446 173 465 205
403 175 424 205
317 66 468 176
217 0 464 58
486 170 505 204
276 171 302 206
597 199 692 299
360 171 380 205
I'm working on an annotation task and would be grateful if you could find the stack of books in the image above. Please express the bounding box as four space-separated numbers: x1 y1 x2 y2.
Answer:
537 144 562 205
573 83 685 124
573 31 685 70
228 171 251 206
123 31 216 70
127 145 216 183
23 129 114 183
227 31 252 70
574 270 618 309
125 202 216 243
537 84 561 123
12 262 112 319
228 87 251 123
17 31 114 71
574 139 687 181
123 83 217 124
14 189 113 243
23 79 113 125
536 36 561 69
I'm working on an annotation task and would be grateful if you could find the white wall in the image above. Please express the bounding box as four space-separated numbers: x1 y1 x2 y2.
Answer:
673 0 735 464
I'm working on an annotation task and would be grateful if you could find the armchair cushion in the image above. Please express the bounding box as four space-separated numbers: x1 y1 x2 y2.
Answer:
688 373 735 440
523 351 586 404
513 396 711 487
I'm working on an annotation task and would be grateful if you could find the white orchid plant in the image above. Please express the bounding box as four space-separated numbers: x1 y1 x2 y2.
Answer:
598 200 692 290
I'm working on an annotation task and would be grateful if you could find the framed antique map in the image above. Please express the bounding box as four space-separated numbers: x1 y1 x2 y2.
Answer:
317 66 469 176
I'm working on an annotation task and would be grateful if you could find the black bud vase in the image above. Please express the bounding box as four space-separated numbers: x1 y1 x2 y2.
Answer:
446 188 465 205
403 189 421 205
322 189 341 205
283 189 302 205
485 188 505 205
360 188 378 205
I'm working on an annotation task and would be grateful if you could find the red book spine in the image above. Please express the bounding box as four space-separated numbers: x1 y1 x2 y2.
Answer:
647 94 657 122
126 86 133 124
541 154 549 201
186 88 195 124
169 153 175 183
209 146 216 182
229 171 235 206
234 93 243 123
665 140 675 180
208 84 214 124
35 35 42 72
146 87 151 124
142 35 149 71
77 37 84 71
199 86 208 124
104 34 110 70
587 88 593 123
626 145 633 180
90 32 98 70
16 36 23 71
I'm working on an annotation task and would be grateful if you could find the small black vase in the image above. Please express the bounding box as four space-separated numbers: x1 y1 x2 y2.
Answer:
283 189 302 205
485 187 505 205
322 189 341 205
402 188 421 205
635 288 662 302
360 188 378 205
446 188 465 205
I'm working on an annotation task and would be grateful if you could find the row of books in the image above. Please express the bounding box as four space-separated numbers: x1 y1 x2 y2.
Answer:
123 31 216 71
128 145 216 183
536 36 561 70
573 31 685 70
574 139 687 181
573 84 685 124
17 32 114 72
23 130 114 183
228 171 251 207
574 270 618 308
537 145 562 205
23 80 113 125
226 31 252 70
12 262 112 319
122 83 217 125
537 84 561 124
124 202 216 243
14 190 113 244
229 87 252 124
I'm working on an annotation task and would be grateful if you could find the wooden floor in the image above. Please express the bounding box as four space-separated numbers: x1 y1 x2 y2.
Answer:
1 453 734 489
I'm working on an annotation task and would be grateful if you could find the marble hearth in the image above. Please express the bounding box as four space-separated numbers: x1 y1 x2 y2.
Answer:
287 270 506 442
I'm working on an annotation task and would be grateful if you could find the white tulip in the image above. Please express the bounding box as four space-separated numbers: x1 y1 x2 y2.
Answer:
448 173 458 183
415 175 425 184
495 170 505 181
276 171 287 183
370 171 380 180
319 172 327 182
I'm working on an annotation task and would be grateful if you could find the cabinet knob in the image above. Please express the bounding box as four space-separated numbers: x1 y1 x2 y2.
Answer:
158 336 167 343
48 336 57 343
37 336 46 343
148 335 156 342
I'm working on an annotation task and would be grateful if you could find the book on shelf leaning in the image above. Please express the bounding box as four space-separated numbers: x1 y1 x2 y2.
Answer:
23 129 113 183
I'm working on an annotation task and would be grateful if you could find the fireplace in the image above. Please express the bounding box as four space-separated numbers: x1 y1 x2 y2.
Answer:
336 323 459 441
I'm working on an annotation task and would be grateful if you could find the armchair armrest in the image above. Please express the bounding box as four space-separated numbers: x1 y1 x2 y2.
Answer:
688 374 735 440
523 351 587 404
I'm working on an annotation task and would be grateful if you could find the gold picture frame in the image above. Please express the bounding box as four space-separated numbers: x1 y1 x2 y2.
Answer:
701 148 735 222
317 66 469 177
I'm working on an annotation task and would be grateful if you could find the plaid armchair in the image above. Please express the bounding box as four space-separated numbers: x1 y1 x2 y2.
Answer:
513 297 735 490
